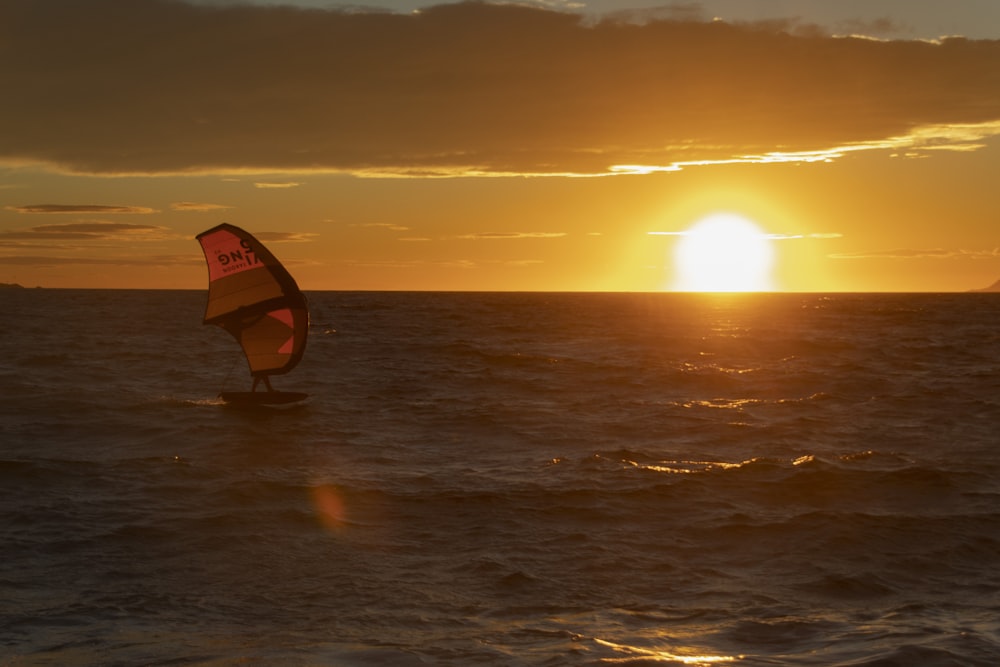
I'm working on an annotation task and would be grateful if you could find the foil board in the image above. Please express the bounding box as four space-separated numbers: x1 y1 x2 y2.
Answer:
219 391 309 405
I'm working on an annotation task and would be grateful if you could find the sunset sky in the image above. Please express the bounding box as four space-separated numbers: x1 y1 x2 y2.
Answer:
2 0 999 292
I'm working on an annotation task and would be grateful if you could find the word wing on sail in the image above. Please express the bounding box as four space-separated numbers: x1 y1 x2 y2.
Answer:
196 223 308 377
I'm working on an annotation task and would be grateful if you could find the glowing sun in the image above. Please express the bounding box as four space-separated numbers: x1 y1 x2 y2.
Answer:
673 214 774 292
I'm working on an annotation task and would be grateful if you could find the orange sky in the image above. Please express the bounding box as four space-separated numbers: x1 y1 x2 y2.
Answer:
2 0 1000 292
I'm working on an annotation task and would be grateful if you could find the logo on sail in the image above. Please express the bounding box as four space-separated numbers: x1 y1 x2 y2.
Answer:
214 240 262 275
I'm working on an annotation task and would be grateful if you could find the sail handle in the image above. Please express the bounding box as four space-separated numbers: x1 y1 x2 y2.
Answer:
218 353 241 396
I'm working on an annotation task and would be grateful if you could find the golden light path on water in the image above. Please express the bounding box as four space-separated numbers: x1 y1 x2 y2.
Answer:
594 637 741 664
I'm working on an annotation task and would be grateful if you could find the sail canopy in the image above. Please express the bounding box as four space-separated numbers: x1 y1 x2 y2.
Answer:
197 223 308 376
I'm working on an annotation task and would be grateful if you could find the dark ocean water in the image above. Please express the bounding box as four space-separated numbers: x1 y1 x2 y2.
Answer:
2 290 1000 666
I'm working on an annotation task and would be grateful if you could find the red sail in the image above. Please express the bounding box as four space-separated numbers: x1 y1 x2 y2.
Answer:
196 223 308 376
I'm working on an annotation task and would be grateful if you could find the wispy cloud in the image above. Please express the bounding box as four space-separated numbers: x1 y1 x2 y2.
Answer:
1 222 169 240
341 258 478 270
253 231 316 242
254 182 301 189
355 223 412 232
9 204 156 214
768 233 844 240
0 254 194 266
649 231 842 239
458 232 567 240
170 201 233 212
831 248 1000 260
2 1 998 177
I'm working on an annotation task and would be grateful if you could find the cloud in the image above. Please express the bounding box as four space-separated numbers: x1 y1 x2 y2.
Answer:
599 3 711 26
254 182 302 189
831 248 1000 260
0 254 193 266
2 1 999 176
649 231 842 239
253 231 316 242
354 223 412 232
9 204 156 214
767 233 844 240
170 201 233 212
457 232 567 239
836 17 909 39
342 258 478 270
0 222 168 240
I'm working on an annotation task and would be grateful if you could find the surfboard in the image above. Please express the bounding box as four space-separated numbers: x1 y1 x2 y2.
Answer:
219 391 309 405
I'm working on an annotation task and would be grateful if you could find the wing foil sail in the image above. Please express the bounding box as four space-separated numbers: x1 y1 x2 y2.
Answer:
197 223 308 376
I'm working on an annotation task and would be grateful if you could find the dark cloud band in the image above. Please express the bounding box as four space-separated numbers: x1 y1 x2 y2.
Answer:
2 1 999 176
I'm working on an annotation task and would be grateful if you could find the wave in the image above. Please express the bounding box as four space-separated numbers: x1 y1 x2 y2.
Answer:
6 291 1000 665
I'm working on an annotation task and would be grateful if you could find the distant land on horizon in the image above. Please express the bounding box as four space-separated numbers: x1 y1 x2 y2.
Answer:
969 279 1000 293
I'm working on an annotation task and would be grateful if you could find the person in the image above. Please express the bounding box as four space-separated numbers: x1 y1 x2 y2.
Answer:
251 373 274 392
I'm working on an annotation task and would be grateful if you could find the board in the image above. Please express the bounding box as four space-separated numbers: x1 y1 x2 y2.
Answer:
219 391 309 405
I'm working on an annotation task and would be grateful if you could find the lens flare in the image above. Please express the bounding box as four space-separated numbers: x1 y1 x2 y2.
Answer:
312 484 348 533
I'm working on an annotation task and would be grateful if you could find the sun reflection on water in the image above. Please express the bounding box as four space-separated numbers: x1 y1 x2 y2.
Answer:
622 458 744 474
594 638 741 664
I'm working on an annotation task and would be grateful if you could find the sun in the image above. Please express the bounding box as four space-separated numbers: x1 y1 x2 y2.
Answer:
673 214 774 292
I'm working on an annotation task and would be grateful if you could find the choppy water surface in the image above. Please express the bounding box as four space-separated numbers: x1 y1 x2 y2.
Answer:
2 290 999 665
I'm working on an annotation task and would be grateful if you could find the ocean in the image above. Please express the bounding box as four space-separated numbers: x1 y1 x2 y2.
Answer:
2 290 999 666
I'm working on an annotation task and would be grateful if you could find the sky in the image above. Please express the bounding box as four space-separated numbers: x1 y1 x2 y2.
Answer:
1 0 999 292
